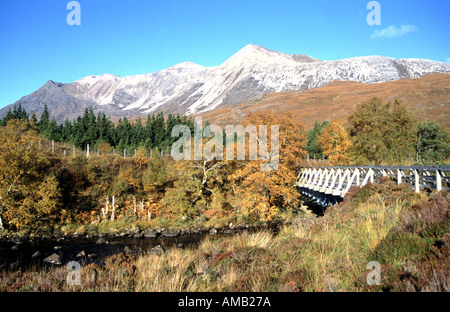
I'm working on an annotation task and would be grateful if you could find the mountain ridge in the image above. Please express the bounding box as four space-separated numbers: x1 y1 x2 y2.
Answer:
2 44 450 123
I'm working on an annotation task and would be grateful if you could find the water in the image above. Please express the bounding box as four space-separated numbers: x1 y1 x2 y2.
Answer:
0 225 279 270
0 233 211 269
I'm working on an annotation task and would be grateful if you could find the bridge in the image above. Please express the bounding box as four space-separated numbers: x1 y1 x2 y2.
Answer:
296 165 450 207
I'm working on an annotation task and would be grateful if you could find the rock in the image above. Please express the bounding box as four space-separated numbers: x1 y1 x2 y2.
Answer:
148 245 165 255
95 237 109 245
128 229 140 236
177 243 184 249
53 246 62 251
162 230 180 238
43 253 62 265
76 250 86 258
124 246 133 254
209 228 217 235
142 230 158 238
10 245 19 251
31 251 41 258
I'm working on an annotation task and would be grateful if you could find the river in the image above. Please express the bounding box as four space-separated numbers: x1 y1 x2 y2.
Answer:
0 224 280 270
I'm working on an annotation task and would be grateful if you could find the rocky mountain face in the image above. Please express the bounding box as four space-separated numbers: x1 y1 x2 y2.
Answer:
2 44 450 123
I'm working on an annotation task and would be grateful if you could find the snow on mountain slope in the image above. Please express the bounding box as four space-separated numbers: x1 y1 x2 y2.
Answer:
4 44 450 122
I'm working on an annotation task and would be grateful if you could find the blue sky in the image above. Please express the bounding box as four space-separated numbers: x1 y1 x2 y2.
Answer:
0 0 449 109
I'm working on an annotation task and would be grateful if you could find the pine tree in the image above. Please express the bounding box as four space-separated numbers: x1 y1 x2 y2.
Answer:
306 120 329 159
39 104 50 131
44 117 62 141
30 112 38 125
415 120 450 164
61 118 73 142
153 112 166 148
144 114 156 148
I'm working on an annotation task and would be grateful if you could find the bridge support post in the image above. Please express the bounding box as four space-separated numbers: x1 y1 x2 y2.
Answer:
436 170 442 192
413 169 420 193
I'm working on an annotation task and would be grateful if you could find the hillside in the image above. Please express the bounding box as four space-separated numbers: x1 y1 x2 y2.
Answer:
201 73 450 129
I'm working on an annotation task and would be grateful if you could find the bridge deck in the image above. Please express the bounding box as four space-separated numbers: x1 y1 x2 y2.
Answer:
296 165 450 207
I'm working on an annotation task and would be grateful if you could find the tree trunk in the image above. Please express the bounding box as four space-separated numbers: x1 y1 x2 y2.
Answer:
0 213 4 230
111 196 115 221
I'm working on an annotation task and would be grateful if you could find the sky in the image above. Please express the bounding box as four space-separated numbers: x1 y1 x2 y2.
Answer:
0 0 449 109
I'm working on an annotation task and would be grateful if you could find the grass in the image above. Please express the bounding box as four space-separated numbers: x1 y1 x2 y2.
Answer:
1 181 448 292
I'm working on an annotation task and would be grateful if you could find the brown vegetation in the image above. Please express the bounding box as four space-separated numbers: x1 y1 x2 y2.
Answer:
201 73 450 130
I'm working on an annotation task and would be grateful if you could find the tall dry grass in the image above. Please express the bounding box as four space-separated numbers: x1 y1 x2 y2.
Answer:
2 183 445 292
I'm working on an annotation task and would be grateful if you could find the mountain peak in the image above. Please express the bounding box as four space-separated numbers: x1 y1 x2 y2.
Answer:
240 43 269 52
41 80 64 89
236 44 282 56
225 44 294 66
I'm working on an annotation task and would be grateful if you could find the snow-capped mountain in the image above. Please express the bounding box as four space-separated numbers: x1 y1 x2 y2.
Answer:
3 44 450 122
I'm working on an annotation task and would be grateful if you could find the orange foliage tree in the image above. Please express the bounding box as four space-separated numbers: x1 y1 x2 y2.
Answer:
230 112 307 221
0 120 61 230
318 120 352 166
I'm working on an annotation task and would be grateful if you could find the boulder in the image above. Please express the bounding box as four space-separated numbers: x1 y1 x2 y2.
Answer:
142 230 158 238
127 229 140 236
162 230 180 238
148 245 165 255
95 237 109 245
124 246 133 254
43 253 63 265
76 250 86 258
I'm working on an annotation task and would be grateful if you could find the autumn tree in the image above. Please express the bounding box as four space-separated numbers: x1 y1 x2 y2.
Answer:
163 175 203 220
97 141 112 155
0 120 61 230
387 101 418 163
114 163 141 197
143 148 170 194
318 120 352 166
134 146 148 168
348 97 417 165
230 112 307 221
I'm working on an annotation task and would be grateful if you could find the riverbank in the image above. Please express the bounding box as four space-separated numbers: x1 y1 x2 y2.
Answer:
1 182 448 292
0 218 285 245
0 219 285 271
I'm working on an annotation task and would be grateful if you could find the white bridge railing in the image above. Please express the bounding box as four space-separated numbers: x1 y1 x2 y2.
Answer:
296 165 450 199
